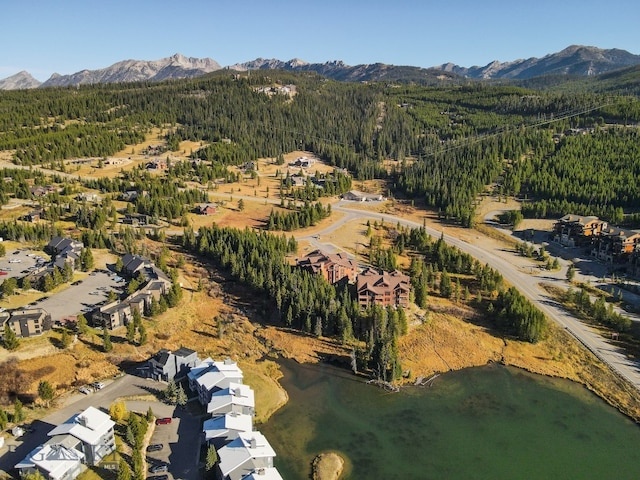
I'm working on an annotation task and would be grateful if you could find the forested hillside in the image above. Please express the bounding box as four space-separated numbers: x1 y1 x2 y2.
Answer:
1 70 640 225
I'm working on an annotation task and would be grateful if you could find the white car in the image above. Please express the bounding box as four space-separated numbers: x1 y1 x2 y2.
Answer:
78 386 92 395
8 259 21 263
92 382 105 390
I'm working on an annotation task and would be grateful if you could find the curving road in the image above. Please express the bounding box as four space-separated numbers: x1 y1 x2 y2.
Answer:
307 201 640 394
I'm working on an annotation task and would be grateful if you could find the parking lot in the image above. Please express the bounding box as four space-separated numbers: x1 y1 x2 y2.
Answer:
38 270 124 321
0 247 125 322
0 248 43 280
0 375 203 480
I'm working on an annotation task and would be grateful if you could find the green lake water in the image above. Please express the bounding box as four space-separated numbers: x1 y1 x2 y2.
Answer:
261 361 640 479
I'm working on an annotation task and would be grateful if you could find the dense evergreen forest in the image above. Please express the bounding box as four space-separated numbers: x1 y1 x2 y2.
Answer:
1 69 640 225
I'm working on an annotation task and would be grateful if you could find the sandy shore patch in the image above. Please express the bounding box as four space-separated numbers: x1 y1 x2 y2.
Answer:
312 452 345 480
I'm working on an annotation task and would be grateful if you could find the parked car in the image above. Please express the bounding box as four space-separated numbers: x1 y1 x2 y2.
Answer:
78 386 92 395
92 382 105 390
0 271 7 276
146 443 163 452
151 475 168 480
155 417 172 425
149 463 169 474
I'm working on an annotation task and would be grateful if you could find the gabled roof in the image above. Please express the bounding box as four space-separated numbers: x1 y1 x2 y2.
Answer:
16 444 84 480
174 346 197 358
218 431 276 479
152 349 171 367
203 412 253 441
298 250 357 273
208 382 255 413
357 268 410 294
47 406 114 446
197 368 243 391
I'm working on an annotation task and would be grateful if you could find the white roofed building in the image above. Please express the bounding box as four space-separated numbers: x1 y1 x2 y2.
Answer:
46 406 116 466
217 431 277 480
15 406 114 480
203 411 253 448
207 382 255 417
187 357 243 405
15 444 85 480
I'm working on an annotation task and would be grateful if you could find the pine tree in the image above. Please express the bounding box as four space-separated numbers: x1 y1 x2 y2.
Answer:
76 314 88 335
117 460 131 480
38 380 55 406
176 384 187 406
60 328 72 348
566 263 576 282
126 321 136 343
205 444 218 471
0 409 8 430
13 399 24 423
103 328 113 352
3 323 19 350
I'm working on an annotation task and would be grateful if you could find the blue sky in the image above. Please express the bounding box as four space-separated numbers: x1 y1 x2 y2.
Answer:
2 0 638 81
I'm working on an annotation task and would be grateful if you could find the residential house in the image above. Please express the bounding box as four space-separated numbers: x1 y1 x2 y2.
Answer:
45 236 84 271
553 214 606 247
123 213 151 226
46 406 116 467
202 412 253 448
25 209 43 222
207 382 255 417
121 254 171 290
216 431 277 480
121 190 139 201
17 405 118 480
196 203 218 215
342 190 384 202
16 443 85 480
30 185 58 197
46 237 83 257
1 308 52 338
76 193 102 203
188 358 244 405
287 174 306 187
149 347 199 382
357 268 411 309
146 159 168 170
297 250 357 284
288 156 314 168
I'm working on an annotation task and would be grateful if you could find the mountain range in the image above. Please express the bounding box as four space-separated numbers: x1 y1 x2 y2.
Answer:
1 45 639 90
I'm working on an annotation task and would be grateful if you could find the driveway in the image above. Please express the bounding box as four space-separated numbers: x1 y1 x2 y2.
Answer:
0 374 202 480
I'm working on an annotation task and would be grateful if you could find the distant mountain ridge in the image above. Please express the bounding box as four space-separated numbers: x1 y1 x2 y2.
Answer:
38 53 220 88
1 45 639 90
435 45 640 79
229 58 457 83
0 71 41 89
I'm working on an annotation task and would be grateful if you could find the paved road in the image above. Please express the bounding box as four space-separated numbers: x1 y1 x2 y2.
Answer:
0 375 201 480
313 202 640 394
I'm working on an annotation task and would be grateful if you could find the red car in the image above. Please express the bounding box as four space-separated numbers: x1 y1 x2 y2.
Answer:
156 417 172 425
0 271 7 276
